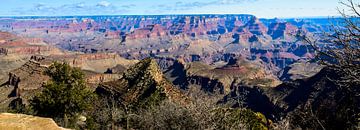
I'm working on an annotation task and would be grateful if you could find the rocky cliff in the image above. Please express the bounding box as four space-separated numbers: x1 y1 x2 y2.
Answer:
8 60 50 97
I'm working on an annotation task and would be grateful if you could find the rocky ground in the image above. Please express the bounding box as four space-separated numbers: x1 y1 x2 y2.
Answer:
0 113 68 130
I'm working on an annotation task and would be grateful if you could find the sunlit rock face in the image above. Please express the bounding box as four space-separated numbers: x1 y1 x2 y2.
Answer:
0 113 69 130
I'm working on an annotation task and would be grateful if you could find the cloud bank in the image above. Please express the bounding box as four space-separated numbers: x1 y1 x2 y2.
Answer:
12 1 135 16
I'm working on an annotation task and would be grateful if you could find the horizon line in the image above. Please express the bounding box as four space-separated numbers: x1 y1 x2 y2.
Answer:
0 13 342 19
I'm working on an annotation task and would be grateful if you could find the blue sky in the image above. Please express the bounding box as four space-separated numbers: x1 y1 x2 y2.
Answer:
0 0 344 18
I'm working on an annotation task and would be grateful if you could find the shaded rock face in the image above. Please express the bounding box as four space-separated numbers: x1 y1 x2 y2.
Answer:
187 76 225 94
267 22 298 40
270 68 358 129
165 61 189 89
97 58 190 107
154 57 189 89
219 86 282 120
220 67 359 129
0 113 68 130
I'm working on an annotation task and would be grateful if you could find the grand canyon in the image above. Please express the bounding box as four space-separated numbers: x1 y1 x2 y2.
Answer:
0 0 359 130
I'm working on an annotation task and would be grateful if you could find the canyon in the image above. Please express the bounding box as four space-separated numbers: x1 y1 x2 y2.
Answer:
0 15 329 70
0 15 329 110
0 14 355 129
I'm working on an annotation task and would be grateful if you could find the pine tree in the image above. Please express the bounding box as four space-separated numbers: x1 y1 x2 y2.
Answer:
30 62 96 127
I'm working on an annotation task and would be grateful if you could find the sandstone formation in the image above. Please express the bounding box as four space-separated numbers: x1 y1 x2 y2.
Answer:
0 113 68 130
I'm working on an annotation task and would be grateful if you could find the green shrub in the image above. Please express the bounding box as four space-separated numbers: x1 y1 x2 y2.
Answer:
30 62 96 128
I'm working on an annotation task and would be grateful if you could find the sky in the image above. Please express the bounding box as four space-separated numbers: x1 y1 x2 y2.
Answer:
0 0 346 18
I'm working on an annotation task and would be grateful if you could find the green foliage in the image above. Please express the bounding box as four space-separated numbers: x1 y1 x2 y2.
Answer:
211 108 270 130
30 62 96 127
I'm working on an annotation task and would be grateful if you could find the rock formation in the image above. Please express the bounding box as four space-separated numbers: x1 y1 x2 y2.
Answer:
279 61 323 81
97 58 191 107
0 113 68 130
185 58 281 94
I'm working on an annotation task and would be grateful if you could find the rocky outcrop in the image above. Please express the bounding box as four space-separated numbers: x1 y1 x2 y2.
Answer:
8 60 49 97
0 46 62 56
185 58 281 94
0 113 68 130
30 53 137 73
279 61 323 81
0 55 29 83
97 58 191 107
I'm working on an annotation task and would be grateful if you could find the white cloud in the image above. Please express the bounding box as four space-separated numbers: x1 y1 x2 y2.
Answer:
76 3 86 8
97 1 111 7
